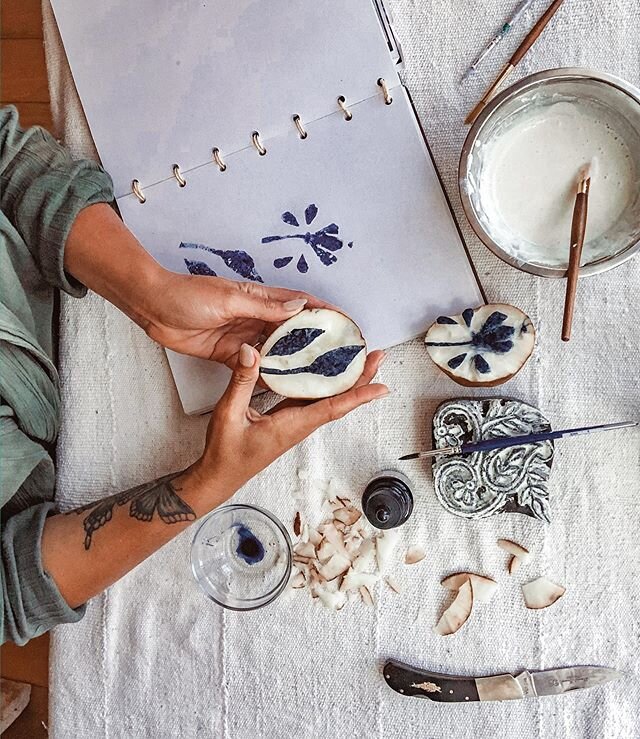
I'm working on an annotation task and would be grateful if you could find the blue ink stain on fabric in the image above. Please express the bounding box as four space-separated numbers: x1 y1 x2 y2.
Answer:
474 354 491 374
305 203 318 225
282 211 299 226
274 256 293 268
233 524 265 565
184 258 217 276
297 254 309 273
180 242 263 282
448 353 467 369
261 345 364 378
437 316 457 325
462 308 474 327
267 328 325 356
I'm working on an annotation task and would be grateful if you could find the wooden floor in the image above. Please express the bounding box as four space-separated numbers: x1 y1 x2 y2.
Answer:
1 1 52 735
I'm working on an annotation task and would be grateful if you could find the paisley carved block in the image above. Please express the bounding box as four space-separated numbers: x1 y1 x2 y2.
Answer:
432 398 554 522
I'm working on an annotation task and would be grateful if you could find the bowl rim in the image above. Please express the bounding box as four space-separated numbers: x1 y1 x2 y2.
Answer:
458 67 640 278
191 503 293 611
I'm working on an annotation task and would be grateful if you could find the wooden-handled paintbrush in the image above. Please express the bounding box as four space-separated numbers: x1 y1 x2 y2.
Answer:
465 0 567 125
562 161 594 341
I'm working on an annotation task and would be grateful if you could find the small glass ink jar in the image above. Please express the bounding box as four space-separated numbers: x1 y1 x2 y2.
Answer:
362 470 414 529
191 504 292 610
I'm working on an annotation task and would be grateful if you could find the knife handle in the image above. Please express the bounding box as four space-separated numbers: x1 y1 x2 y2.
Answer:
383 660 526 703
383 660 480 702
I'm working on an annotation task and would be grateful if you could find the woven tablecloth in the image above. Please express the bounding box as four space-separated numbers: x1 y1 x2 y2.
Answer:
42 0 640 736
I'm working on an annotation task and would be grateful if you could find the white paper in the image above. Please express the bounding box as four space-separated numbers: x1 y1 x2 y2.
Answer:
50 0 400 197
118 91 482 413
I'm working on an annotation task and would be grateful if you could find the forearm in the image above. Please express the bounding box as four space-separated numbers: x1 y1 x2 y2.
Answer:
63 202 165 327
41 467 230 609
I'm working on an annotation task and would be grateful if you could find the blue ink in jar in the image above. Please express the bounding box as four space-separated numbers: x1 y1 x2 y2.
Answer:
233 524 265 565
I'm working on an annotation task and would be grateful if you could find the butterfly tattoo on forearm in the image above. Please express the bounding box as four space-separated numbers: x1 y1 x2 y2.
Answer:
68 473 196 550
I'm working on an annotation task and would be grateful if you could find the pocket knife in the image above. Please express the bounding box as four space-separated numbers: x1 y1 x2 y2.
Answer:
383 660 622 702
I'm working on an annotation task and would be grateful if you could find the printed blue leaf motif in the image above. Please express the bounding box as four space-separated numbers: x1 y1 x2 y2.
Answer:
261 205 351 273
483 311 508 330
184 259 217 277
448 353 467 369
348 241 353 248
314 231 343 251
462 308 474 327
266 328 325 357
261 345 364 377
179 242 263 283
474 354 491 373
282 211 299 226
437 316 458 325
305 204 318 225
312 245 338 266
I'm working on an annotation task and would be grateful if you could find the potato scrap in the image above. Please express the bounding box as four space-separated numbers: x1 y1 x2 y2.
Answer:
522 577 565 609
440 573 498 603
433 580 474 636
404 545 426 565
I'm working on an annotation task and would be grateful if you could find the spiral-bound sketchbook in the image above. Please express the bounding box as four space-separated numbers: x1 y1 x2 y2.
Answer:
51 0 483 414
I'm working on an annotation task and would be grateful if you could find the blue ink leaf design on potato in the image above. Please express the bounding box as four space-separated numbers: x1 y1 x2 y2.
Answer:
184 259 217 276
266 328 325 357
427 308 518 375
180 242 263 282
261 345 364 378
262 204 351 273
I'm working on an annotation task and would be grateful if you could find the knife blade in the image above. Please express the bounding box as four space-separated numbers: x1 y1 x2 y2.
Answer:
383 660 622 703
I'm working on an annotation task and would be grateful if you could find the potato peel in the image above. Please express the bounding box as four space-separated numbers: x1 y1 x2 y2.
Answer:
440 573 498 603
522 577 565 609
433 580 473 636
404 545 426 565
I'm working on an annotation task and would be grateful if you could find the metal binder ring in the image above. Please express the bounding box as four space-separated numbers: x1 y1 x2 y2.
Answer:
252 131 267 155
292 114 308 139
131 179 146 203
337 96 352 121
172 164 187 187
212 147 227 171
378 78 393 105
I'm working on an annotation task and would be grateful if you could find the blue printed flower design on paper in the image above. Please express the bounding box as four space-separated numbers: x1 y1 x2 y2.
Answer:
180 242 263 282
261 203 353 273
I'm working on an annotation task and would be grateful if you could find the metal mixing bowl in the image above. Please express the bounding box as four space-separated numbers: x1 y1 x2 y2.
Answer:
459 68 640 278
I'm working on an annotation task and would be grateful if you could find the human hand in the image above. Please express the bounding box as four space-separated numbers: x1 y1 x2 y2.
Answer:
190 344 388 497
139 272 331 368
64 204 330 369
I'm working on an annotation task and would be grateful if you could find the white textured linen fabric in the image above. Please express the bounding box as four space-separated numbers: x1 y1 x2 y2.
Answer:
42 0 640 736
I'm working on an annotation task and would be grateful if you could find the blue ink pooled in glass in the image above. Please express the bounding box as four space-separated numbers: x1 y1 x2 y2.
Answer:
232 523 265 565
180 242 264 282
261 345 364 378
266 328 325 357
261 204 351 273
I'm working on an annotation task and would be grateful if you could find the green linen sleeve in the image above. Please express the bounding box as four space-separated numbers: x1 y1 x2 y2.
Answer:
0 105 114 296
2 502 86 645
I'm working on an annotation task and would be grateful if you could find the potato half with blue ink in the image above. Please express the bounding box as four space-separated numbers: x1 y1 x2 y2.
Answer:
425 304 535 387
259 309 367 399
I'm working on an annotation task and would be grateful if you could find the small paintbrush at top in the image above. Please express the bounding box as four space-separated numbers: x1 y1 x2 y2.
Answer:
465 0 567 125
398 421 638 460
562 160 595 341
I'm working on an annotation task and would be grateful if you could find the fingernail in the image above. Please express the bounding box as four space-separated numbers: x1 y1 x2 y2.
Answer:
378 352 388 368
239 343 255 368
374 386 390 398
283 298 307 312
